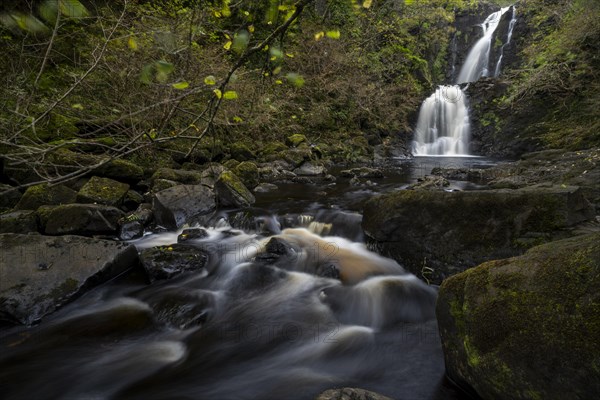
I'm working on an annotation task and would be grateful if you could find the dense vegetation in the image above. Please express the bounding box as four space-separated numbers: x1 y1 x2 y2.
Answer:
0 0 597 188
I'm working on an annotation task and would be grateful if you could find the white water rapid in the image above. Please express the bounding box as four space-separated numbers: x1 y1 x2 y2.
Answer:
412 6 516 157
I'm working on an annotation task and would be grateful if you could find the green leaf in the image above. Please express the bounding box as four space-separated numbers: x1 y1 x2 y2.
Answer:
286 73 305 88
11 13 49 34
71 103 84 110
140 63 154 84
223 40 232 50
172 81 189 90
326 30 341 39
223 91 238 100
363 0 373 8
213 89 222 99
155 60 174 75
59 0 89 18
128 37 138 51
39 0 59 23
232 30 249 54
232 116 243 123
204 75 217 85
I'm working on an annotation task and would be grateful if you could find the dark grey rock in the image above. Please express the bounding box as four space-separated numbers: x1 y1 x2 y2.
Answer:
152 185 216 230
0 184 21 209
0 233 139 325
15 183 77 210
139 244 210 282
40 203 125 236
315 388 393 400
76 176 130 207
214 171 255 208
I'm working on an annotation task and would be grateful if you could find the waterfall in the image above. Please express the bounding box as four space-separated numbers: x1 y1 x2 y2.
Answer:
412 6 516 157
494 6 517 77
412 86 471 156
456 7 511 84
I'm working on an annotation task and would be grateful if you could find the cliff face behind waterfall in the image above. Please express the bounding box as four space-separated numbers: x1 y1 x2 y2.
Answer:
0 0 597 171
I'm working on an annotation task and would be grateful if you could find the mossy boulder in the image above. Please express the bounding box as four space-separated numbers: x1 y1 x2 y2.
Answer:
230 142 256 161
259 141 287 160
0 210 39 234
281 146 313 168
15 183 77 210
0 233 138 325
40 204 125 236
76 176 130 207
363 185 595 283
285 134 307 147
234 161 259 189
215 171 255 208
437 233 600 400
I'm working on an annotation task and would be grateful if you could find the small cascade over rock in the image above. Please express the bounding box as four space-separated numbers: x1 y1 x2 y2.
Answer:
412 6 516 157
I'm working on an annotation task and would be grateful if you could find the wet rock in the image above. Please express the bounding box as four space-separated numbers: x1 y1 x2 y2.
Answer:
15 183 77 210
118 220 144 241
76 176 130 207
258 164 296 183
0 184 21 209
254 183 278 193
40 204 125 236
363 185 595 284
340 167 384 179
285 134 307 147
199 163 227 189
215 171 255 208
293 162 326 176
0 233 139 325
122 189 145 210
135 287 214 329
177 228 209 242
139 244 210 282
431 167 487 182
150 178 179 194
96 158 144 183
0 210 39 234
315 388 393 400
406 175 450 191
153 185 216 230
437 233 600 400
282 146 313 168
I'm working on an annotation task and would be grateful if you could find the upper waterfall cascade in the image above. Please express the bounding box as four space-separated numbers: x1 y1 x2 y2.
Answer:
412 6 516 157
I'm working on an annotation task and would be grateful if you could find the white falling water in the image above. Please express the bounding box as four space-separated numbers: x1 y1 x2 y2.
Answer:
456 6 511 84
412 85 471 156
495 7 517 77
412 6 515 157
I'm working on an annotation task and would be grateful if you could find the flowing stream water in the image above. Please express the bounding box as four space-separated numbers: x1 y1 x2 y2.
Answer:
0 158 496 400
412 6 516 157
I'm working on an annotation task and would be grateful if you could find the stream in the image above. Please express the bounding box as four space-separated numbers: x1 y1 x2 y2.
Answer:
0 157 493 400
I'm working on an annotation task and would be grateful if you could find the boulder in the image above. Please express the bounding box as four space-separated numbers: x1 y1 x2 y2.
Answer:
437 233 600 400
15 183 77 210
199 163 227 189
153 185 216 230
76 176 130 207
0 233 139 325
234 161 260 189
254 183 278 193
39 204 124 236
118 220 144 241
282 146 313 168
230 142 256 161
0 210 39 234
0 184 21 209
315 388 393 400
363 185 595 283
215 171 255 208
285 134 307 147
340 167 384 179
406 175 450 191
150 168 203 185
293 162 326 176
139 244 210 282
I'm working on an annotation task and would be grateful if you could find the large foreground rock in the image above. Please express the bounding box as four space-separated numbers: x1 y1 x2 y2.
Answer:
363 185 595 283
215 171 255 207
0 234 139 325
315 388 393 400
436 233 600 400
139 244 210 282
153 185 216 229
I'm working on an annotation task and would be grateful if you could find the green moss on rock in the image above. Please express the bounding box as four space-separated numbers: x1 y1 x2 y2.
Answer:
437 233 600 400
15 183 77 210
285 134 307 148
77 176 130 206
